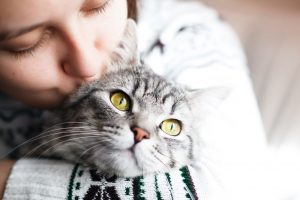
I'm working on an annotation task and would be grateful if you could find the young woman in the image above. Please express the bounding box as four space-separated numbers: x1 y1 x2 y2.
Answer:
0 0 267 199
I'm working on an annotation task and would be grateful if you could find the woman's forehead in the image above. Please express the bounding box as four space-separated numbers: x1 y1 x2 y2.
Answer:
0 0 119 45
0 0 105 29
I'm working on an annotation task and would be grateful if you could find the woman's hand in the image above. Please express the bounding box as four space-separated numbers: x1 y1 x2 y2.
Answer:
0 160 15 200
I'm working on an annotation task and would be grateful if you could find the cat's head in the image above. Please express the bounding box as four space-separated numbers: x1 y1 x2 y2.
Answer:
45 19 228 177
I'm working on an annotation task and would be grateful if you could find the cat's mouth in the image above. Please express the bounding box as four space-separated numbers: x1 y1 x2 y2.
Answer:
125 144 143 170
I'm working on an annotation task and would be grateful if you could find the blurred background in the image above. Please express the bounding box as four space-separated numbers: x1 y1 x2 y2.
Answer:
203 0 300 153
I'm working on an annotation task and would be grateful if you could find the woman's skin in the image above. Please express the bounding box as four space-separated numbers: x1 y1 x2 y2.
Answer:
0 161 15 199
0 0 127 108
0 0 128 198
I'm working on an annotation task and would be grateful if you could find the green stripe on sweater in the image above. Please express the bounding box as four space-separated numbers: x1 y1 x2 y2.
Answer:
67 164 79 200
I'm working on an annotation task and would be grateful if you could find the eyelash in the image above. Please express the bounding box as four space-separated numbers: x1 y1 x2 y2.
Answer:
86 0 112 15
8 0 112 59
8 30 51 60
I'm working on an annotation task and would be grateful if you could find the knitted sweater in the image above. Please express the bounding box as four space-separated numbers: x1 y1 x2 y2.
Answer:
5 159 201 200
1 0 267 200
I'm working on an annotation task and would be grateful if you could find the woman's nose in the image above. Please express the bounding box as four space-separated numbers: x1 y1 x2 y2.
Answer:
61 29 107 81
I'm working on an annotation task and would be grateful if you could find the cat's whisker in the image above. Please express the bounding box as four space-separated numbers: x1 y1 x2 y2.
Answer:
39 125 98 139
42 121 91 131
3 128 101 158
155 149 186 167
22 133 108 158
42 122 95 135
1 129 102 159
150 150 171 172
35 127 99 140
34 137 91 159
17 124 97 146
78 142 102 162
155 155 171 172
31 135 112 159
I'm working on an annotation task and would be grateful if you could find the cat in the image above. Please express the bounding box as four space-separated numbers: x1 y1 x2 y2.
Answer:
23 19 228 177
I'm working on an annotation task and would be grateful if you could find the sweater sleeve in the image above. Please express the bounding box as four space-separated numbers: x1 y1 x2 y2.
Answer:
4 159 226 200
3 159 74 200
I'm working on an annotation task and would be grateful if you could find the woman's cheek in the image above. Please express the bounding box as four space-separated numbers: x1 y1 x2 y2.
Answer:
0 58 55 91
95 0 128 54
0 43 62 95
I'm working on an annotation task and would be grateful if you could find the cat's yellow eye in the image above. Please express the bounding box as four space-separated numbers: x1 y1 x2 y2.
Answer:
160 119 182 136
110 92 130 111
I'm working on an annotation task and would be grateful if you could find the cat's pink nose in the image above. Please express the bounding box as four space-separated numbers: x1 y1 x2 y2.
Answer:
132 127 149 143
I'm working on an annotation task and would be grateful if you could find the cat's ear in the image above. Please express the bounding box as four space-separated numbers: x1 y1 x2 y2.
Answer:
107 19 141 73
187 87 231 120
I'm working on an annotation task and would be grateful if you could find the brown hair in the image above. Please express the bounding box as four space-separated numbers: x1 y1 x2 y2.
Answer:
127 0 138 21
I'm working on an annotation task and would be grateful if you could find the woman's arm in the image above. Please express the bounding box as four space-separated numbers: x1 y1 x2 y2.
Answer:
3 159 203 200
0 160 15 200
3 159 76 200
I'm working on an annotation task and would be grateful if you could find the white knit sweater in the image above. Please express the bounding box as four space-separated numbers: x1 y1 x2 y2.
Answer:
2 0 268 200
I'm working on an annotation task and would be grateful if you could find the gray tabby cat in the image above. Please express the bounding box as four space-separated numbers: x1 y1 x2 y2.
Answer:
26 20 227 177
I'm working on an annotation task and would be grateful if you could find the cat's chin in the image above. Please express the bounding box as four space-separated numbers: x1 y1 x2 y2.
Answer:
86 150 168 177
89 151 143 177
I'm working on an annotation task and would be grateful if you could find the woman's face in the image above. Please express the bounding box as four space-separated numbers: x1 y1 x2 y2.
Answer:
0 0 128 108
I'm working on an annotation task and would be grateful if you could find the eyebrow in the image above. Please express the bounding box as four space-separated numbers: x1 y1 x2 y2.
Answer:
0 23 43 42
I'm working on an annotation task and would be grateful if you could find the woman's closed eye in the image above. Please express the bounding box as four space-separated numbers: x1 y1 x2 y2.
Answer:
81 0 112 16
1 29 52 59
1 0 112 59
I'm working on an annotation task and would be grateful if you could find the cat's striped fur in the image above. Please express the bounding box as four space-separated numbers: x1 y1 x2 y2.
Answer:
26 20 227 177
